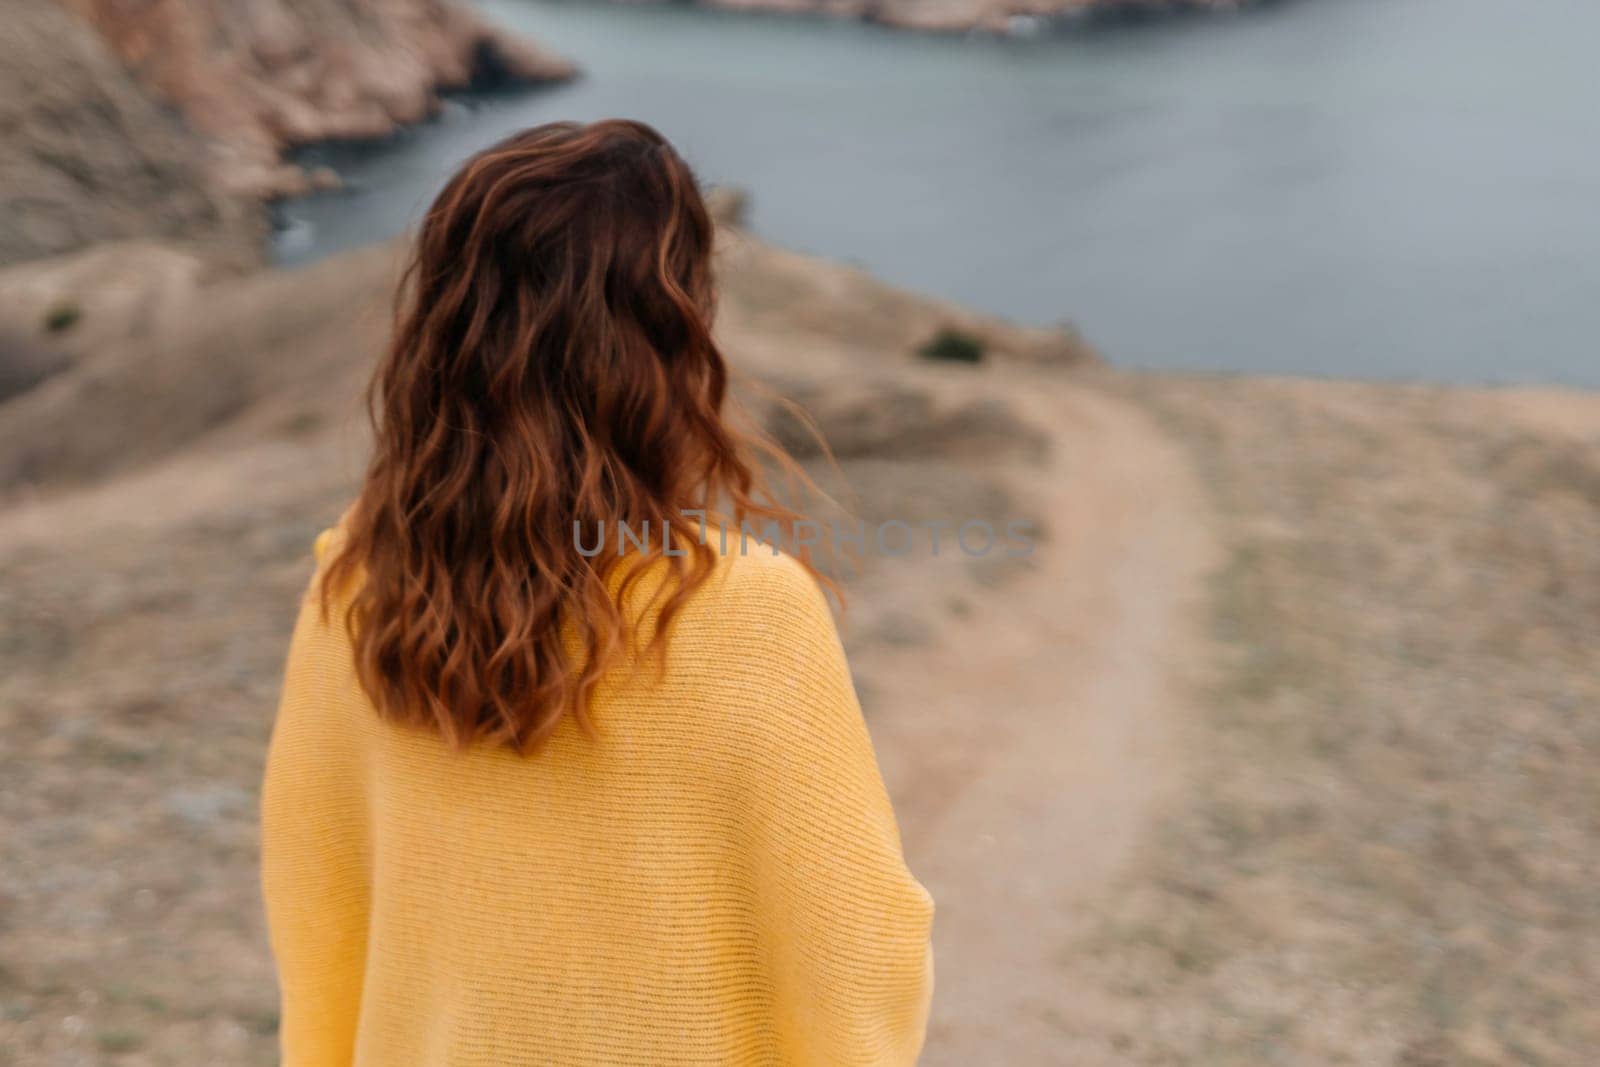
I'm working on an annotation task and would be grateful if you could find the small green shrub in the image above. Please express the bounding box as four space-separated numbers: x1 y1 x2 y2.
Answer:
94 1029 143 1054
246 1008 282 1036
916 327 985 365
41 303 82 334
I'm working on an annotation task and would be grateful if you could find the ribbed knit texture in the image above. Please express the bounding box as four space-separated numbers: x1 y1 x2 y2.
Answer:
261 525 935 1066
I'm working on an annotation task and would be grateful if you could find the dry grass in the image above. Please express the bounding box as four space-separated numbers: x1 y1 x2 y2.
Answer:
0 460 354 1065
1062 375 1600 1065
3 235 1597 1064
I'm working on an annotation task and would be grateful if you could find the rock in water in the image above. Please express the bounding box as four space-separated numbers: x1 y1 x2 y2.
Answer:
700 0 1249 33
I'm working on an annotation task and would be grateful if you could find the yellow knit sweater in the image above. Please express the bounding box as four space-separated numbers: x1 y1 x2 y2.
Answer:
261 525 934 1066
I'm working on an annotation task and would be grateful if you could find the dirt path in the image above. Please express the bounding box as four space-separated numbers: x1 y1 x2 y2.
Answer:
854 374 1218 1064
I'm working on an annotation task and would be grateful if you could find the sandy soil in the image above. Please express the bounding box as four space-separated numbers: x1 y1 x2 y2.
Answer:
850 372 1217 1064
2 233 1597 1065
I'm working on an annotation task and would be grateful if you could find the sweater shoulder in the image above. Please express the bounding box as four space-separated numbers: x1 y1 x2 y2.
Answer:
714 544 822 598
668 548 849 710
688 547 834 637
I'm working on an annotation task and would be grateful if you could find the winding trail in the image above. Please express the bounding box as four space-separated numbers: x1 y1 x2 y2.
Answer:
855 374 1218 1064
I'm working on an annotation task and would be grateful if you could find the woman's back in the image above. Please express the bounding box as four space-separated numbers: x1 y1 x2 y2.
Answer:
263 527 933 1065
260 119 932 1065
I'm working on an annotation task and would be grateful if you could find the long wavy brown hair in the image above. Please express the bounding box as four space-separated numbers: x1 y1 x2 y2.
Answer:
321 119 819 752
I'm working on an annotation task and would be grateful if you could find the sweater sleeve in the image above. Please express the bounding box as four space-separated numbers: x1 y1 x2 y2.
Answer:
260 532 371 1067
723 555 936 1065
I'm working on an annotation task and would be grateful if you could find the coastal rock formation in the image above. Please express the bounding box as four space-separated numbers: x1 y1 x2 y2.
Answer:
57 0 578 199
706 0 1245 33
0 1 262 268
0 0 573 266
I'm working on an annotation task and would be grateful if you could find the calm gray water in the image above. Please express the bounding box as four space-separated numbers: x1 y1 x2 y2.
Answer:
276 0 1600 386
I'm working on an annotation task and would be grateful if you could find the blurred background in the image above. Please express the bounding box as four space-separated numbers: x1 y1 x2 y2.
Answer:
2 0 1597 1064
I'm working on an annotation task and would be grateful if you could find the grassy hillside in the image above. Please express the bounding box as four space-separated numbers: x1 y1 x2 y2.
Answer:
1 228 1596 1064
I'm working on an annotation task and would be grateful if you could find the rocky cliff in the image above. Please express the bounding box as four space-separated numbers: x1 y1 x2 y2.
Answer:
58 0 577 199
0 0 573 267
0 1 263 268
